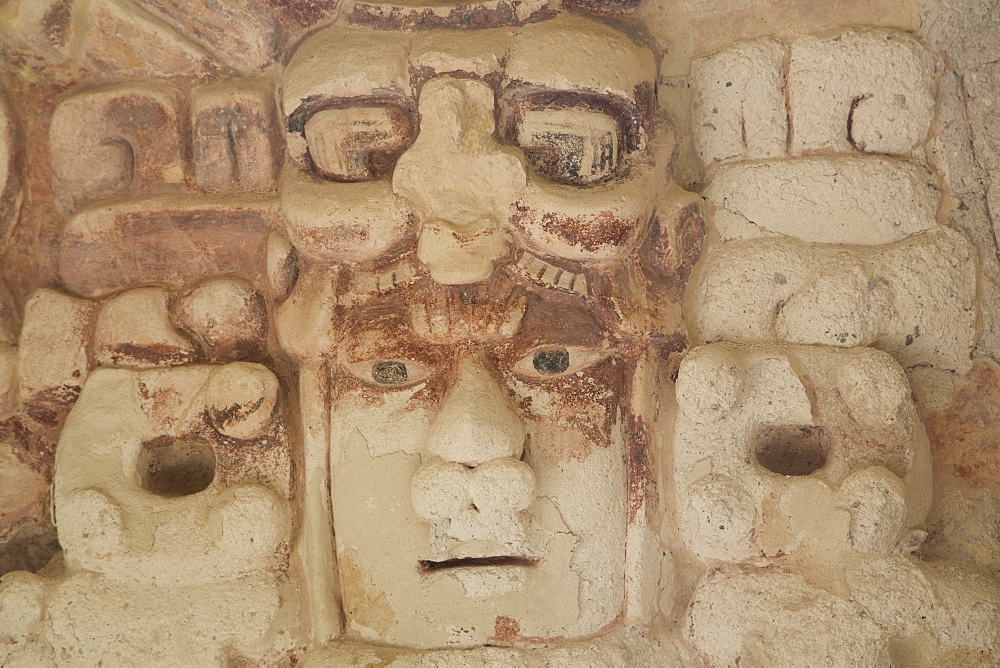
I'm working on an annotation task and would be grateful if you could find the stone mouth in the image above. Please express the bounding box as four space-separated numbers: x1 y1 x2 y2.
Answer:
418 556 538 572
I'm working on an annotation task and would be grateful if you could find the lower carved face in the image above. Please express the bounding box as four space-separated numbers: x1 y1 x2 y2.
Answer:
327 285 638 648
673 344 933 563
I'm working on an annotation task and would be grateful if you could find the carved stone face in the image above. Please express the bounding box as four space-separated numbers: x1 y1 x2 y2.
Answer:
280 14 661 284
673 344 933 563
275 9 672 650
326 282 644 648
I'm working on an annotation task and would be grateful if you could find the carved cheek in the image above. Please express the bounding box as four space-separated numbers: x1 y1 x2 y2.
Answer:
333 385 440 459
278 162 415 264
509 162 657 262
512 369 621 463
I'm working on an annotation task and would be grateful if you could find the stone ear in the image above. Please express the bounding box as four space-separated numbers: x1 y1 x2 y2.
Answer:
49 84 184 211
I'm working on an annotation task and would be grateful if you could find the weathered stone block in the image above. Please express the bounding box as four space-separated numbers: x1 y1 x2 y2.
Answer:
788 29 939 156
691 38 789 166
702 156 940 244
193 82 279 193
17 289 96 427
94 288 198 368
674 343 931 563
59 199 276 299
49 84 184 210
688 228 979 371
54 365 291 583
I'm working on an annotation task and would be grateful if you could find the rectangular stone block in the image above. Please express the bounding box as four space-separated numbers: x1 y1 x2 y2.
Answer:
702 156 940 244
59 197 277 299
193 82 279 193
788 29 939 157
691 38 789 166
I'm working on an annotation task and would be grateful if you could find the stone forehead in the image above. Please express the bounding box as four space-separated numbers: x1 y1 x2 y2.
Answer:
343 278 616 346
281 14 656 117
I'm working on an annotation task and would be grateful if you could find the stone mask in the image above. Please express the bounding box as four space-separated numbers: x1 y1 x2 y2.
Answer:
277 8 679 649
279 13 663 285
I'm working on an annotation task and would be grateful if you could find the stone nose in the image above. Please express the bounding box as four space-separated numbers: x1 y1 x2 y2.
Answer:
410 459 535 521
392 77 527 232
411 355 534 522
425 355 526 466
391 77 526 284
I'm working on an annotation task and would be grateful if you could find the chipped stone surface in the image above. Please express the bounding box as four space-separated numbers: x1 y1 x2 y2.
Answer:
677 344 998 664
95 287 198 368
688 228 979 371
703 156 940 244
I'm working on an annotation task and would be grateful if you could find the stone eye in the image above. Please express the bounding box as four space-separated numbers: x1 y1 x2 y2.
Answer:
303 105 416 182
532 349 570 375
371 360 409 385
515 108 623 186
512 345 609 380
347 358 432 389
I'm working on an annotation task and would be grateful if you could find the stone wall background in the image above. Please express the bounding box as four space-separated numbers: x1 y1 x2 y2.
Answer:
642 0 1000 577
645 0 1000 363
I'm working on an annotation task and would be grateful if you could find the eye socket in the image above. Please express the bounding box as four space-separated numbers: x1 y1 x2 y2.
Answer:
514 108 623 186
512 346 608 380
532 349 569 375
499 88 640 187
304 105 415 182
346 359 434 388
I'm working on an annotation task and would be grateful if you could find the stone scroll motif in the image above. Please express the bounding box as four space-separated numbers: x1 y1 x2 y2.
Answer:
0 0 997 665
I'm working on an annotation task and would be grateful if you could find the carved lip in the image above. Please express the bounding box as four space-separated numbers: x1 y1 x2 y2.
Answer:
418 556 538 572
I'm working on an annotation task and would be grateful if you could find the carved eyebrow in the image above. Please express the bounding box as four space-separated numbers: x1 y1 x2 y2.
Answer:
284 93 416 139
408 282 528 344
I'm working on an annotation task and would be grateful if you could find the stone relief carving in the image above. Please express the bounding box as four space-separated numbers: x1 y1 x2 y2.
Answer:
0 0 997 665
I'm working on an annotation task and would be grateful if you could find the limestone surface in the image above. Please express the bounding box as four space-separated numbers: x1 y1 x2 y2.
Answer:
0 0 998 665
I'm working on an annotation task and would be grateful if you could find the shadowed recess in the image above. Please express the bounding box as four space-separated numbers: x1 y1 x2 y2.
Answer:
754 424 829 476
138 437 217 497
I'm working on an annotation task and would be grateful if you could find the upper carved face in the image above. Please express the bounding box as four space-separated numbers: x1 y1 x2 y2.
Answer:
276 11 670 650
279 14 663 283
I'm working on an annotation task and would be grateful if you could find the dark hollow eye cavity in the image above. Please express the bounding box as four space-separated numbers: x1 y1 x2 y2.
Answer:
372 360 408 384
533 349 570 375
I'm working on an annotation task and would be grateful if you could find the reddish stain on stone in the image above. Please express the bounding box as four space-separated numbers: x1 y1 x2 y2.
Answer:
923 360 1000 490
490 616 521 643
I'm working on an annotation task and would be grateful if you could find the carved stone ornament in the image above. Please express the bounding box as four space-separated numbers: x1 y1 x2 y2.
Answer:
0 0 998 665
